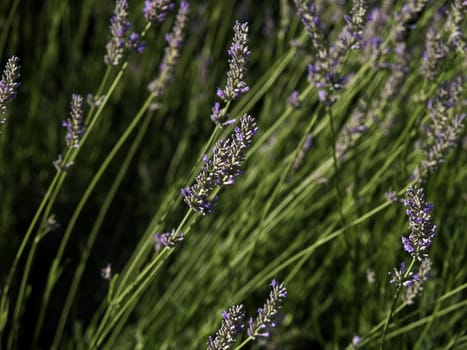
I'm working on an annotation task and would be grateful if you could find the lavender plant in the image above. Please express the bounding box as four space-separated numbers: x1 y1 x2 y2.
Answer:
1 1 467 349
381 186 436 346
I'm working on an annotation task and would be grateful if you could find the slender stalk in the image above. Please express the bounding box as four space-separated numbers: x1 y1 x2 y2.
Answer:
379 258 417 349
34 68 150 345
258 95 319 222
5 65 114 346
50 108 155 350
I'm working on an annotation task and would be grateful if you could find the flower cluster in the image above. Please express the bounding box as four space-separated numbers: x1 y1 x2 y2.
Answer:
389 186 435 303
153 230 185 252
413 77 465 181
0 55 21 117
62 94 85 149
395 0 429 41
444 0 466 53
293 1 327 58
217 21 250 103
359 6 389 62
401 186 436 260
143 0 174 25
247 279 288 339
420 0 466 80
211 21 250 127
181 114 258 215
420 28 448 81
104 0 145 66
148 1 190 97
295 0 367 106
207 305 245 350
206 280 287 349
390 258 432 304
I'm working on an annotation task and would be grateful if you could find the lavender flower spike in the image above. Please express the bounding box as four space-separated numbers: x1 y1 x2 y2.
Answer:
0 55 21 116
294 0 327 59
207 305 245 350
104 0 131 66
402 186 436 260
182 113 258 214
413 77 465 181
216 21 251 103
389 186 436 304
148 1 190 97
143 0 174 25
247 279 287 339
62 94 85 149
104 0 146 65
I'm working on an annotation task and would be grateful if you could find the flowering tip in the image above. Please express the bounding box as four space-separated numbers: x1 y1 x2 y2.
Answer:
144 0 174 25
0 55 21 115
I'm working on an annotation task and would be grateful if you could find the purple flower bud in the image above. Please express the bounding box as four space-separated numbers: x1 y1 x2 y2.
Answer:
216 21 250 103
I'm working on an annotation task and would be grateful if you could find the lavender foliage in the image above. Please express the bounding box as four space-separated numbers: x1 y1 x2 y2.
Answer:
181 114 258 215
207 305 245 350
0 55 21 117
247 279 287 339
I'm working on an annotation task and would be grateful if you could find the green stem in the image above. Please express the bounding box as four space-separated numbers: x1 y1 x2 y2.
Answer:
50 108 155 350
235 336 254 350
259 96 319 222
29 63 127 344
379 258 417 349
36 79 151 348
